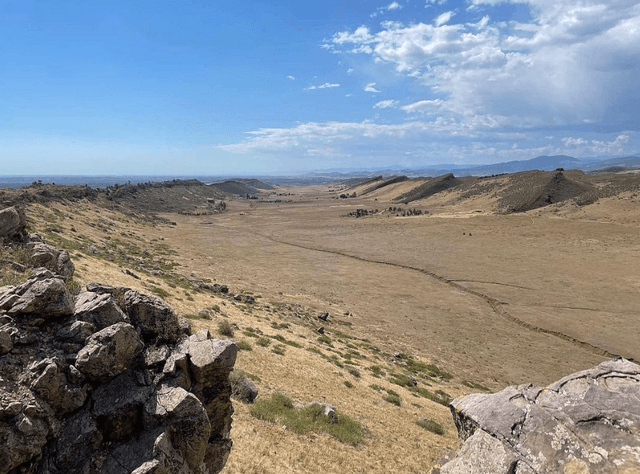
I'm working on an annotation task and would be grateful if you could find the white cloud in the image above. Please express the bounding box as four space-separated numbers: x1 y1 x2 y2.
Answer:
386 2 402 10
305 83 340 90
327 0 640 132
287 75 295 80
434 11 454 27
364 82 382 93
374 99 399 109
401 99 444 113
347 68 354 74
561 133 630 154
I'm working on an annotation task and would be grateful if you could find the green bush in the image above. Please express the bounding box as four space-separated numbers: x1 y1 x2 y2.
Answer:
344 381 354 389
218 320 234 337
256 337 271 347
271 344 286 356
317 335 332 345
237 340 252 351
383 393 401 406
416 418 445 435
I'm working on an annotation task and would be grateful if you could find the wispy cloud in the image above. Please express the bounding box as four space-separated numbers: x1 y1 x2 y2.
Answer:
371 1 404 18
364 82 381 93
286 75 295 80
434 11 453 27
401 99 443 113
305 83 341 90
374 99 398 109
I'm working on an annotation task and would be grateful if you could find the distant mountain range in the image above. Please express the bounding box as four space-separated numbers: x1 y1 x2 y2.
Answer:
307 154 640 179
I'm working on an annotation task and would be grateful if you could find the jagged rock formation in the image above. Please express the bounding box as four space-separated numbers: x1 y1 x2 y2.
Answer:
498 169 598 212
360 176 408 195
440 358 640 473
0 236 237 474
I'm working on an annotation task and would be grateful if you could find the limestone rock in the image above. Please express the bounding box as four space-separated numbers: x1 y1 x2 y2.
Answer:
125 290 182 343
441 358 640 474
0 327 13 355
28 242 75 280
188 339 238 385
0 276 73 318
147 386 212 473
0 206 27 243
229 370 258 403
76 322 144 381
74 291 130 330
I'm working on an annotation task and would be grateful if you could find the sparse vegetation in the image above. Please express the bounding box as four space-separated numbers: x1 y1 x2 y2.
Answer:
416 418 445 435
256 337 271 347
250 393 364 445
237 340 253 351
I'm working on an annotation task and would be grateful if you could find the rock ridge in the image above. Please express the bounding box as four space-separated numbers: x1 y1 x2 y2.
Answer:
0 229 237 474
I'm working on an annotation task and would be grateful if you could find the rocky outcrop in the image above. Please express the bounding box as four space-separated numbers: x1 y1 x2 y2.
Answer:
440 358 640 474
0 271 237 473
27 242 75 280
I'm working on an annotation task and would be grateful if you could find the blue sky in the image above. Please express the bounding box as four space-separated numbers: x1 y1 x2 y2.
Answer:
1 0 639 175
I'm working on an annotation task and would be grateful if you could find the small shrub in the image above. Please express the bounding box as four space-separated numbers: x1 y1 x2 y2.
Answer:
317 335 332 345
389 373 415 388
271 344 286 356
383 393 401 406
237 340 252 351
369 384 383 392
218 320 234 337
150 286 170 298
416 418 445 435
344 381 354 389
256 337 271 347
369 365 384 378
347 367 361 378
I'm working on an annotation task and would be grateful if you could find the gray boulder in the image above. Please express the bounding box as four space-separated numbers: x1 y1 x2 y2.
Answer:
0 206 27 243
441 358 640 474
0 275 73 318
76 322 144 381
28 242 75 280
229 370 258 403
74 291 129 330
125 290 182 343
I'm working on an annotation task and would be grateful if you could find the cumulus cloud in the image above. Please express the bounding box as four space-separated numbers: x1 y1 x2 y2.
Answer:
327 0 640 131
374 99 399 109
287 75 295 80
562 133 630 154
386 2 402 10
364 82 381 93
